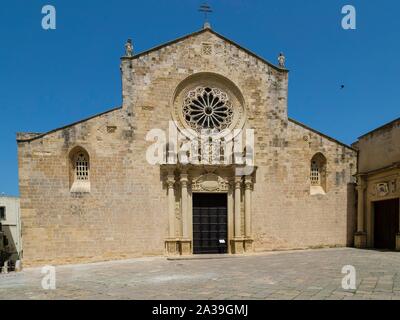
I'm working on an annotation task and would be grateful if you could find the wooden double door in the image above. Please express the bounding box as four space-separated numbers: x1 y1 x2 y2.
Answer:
374 199 399 250
193 193 228 254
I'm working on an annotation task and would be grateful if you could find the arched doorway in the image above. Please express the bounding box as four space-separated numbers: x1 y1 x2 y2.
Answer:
374 198 400 250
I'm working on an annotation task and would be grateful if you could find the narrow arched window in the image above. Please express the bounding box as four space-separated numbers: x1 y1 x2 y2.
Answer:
69 147 90 193
310 153 327 195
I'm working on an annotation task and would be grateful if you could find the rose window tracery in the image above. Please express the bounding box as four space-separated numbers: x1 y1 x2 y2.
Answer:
182 87 234 133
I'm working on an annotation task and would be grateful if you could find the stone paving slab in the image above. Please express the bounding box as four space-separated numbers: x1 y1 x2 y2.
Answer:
0 248 400 300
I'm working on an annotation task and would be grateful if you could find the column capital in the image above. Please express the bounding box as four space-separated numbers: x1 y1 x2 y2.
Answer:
356 184 366 192
234 176 243 188
180 172 189 180
166 174 175 188
180 173 189 188
166 167 175 175
244 176 253 190
356 175 366 188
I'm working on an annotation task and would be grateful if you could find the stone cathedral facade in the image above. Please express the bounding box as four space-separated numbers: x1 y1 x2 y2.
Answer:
17 27 357 266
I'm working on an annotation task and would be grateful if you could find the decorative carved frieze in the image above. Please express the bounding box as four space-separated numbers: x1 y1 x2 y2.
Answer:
377 183 390 197
201 43 213 56
368 178 398 198
192 173 229 193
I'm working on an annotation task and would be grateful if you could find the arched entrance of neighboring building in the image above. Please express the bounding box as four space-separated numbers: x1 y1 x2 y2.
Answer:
374 198 400 250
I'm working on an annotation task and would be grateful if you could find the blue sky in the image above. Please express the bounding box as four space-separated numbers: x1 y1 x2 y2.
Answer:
0 0 399 196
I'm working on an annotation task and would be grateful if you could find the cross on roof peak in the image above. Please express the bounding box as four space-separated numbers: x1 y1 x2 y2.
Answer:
199 2 213 29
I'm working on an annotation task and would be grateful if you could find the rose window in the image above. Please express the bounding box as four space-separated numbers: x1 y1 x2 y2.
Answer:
182 87 234 133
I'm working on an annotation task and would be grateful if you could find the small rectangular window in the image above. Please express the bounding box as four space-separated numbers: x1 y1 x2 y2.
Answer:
0 207 5 220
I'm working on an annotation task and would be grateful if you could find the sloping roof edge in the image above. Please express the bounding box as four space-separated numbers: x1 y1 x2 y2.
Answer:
17 106 122 143
357 117 400 140
289 118 356 151
122 28 289 73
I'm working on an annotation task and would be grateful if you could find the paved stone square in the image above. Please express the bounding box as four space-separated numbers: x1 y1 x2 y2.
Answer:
1 248 400 300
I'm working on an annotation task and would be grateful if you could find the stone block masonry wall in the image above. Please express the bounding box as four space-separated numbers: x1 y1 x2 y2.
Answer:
355 118 400 173
121 29 357 251
252 121 357 251
18 109 169 266
18 29 357 266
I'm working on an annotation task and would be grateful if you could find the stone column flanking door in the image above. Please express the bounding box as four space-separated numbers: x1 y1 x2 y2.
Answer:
180 171 191 255
231 176 244 253
165 170 179 255
354 177 367 248
244 176 254 252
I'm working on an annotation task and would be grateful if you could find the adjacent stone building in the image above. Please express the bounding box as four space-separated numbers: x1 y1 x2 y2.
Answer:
17 26 357 266
353 118 400 250
0 196 22 266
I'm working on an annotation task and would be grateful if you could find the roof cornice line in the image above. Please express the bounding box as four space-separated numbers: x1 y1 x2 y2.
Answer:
17 106 122 143
357 117 400 140
356 161 400 176
288 118 356 151
121 28 289 73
